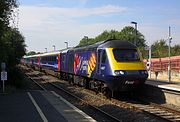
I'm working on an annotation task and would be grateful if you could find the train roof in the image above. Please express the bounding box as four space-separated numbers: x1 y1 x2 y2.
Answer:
40 50 61 57
23 50 62 58
61 47 73 53
72 39 137 52
23 54 41 58
98 39 137 49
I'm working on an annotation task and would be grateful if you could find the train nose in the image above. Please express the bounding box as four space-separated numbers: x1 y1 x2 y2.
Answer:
107 70 148 91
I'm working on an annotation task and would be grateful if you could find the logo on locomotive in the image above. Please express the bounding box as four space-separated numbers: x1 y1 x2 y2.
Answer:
87 53 96 77
74 53 96 77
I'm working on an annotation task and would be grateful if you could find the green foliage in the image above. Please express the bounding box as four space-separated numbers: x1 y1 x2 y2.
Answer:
77 26 146 48
0 28 26 68
77 26 180 58
94 30 119 43
0 0 27 88
0 0 18 36
151 39 168 58
7 67 24 88
171 45 180 56
119 26 146 47
77 26 147 58
151 40 180 58
26 51 36 56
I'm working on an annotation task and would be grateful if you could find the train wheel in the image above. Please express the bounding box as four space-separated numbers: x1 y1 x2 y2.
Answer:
104 87 112 100
95 87 99 94
68 75 73 84
68 76 71 84
84 78 89 89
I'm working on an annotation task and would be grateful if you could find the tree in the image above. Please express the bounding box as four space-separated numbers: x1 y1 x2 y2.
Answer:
1 27 26 68
0 0 19 64
26 51 36 56
119 26 146 47
77 26 147 58
0 0 17 37
151 39 168 58
78 37 94 47
77 26 146 48
77 30 118 47
171 45 180 56
94 30 119 42
0 0 26 87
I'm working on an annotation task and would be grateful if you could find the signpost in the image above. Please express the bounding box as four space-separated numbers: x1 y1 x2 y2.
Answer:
1 62 7 93
145 46 152 78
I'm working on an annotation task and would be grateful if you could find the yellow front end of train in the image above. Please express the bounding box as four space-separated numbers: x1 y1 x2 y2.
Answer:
104 48 148 91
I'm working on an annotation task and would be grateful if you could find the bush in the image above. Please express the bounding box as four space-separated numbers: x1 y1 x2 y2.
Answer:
6 67 27 89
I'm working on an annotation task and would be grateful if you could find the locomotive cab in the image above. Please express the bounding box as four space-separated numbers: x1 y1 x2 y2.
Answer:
96 40 148 92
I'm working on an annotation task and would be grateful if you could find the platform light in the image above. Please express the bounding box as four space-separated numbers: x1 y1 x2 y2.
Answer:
64 42 68 49
168 26 172 82
53 45 55 51
131 21 137 46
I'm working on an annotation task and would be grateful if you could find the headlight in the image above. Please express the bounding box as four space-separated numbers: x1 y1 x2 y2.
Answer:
144 70 148 74
114 70 125 75
140 70 148 74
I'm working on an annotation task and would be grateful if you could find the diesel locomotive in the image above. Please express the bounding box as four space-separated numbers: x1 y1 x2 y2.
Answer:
22 39 148 97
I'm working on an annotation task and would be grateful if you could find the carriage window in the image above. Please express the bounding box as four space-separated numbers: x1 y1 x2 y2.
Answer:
113 49 140 61
62 55 66 63
101 50 106 63
97 50 101 63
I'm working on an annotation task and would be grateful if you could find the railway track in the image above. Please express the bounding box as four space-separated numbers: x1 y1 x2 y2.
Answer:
22 66 180 122
72 85 180 122
24 68 122 122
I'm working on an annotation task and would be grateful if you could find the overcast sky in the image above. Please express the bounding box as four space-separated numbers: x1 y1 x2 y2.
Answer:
17 0 180 52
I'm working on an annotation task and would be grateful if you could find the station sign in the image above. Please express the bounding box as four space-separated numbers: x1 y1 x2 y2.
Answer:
1 71 7 81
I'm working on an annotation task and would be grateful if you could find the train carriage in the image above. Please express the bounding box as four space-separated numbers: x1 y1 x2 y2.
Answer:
23 39 148 97
40 51 61 73
23 55 34 67
30 54 41 70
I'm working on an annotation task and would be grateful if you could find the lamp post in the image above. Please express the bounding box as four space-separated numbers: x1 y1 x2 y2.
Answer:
168 26 172 82
64 42 68 49
53 45 55 51
131 21 137 46
84 36 88 45
45 48 47 53
148 45 152 78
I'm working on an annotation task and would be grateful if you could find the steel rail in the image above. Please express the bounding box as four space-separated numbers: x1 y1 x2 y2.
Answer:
49 82 122 122
24 73 47 91
22 66 180 122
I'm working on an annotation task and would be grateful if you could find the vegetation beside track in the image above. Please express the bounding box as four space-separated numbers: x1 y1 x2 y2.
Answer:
2 66 41 92
0 0 26 92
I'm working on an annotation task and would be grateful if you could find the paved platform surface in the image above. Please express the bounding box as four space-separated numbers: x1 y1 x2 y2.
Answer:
144 79 180 107
146 79 180 92
0 91 96 122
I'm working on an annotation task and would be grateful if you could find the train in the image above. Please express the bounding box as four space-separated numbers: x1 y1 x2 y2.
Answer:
22 39 148 97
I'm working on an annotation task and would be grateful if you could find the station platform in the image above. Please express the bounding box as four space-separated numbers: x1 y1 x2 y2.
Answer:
143 79 180 107
0 91 96 122
145 79 180 92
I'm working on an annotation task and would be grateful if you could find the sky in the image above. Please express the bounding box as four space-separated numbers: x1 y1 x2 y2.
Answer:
17 0 180 52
